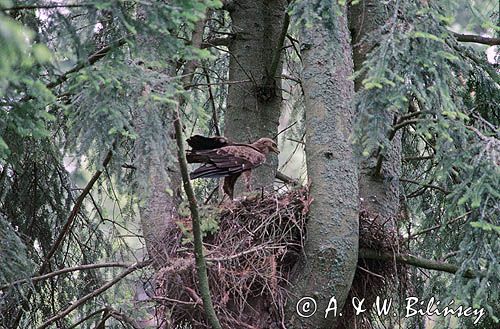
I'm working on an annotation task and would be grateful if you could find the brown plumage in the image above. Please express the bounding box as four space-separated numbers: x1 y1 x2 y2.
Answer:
186 135 279 199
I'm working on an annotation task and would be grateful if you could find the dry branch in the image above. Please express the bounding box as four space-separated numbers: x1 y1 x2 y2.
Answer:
0 262 130 290
37 260 151 329
38 148 114 275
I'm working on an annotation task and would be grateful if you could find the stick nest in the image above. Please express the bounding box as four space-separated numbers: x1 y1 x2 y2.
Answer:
155 187 407 328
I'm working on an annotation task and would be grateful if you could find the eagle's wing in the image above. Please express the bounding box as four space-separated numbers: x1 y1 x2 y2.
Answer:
186 135 230 151
189 145 265 179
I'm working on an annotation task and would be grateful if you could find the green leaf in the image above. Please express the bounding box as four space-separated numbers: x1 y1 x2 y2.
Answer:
32 44 52 63
412 31 445 43
437 51 459 62
470 221 500 234
363 81 383 89
0 137 9 158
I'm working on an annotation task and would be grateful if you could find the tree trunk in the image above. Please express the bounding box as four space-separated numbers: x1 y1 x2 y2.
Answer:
332 2 402 328
134 24 182 269
134 106 181 268
349 0 401 225
286 4 359 328
224 0 287 194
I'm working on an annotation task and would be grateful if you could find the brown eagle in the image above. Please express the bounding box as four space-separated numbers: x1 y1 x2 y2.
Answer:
186 135 279 199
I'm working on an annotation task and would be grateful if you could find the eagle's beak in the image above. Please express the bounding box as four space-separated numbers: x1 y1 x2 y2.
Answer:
272 145 280 154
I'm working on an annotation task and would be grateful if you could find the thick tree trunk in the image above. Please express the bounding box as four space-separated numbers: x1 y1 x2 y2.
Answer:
286 4 359 328
332 2 401 328
134 28 182 269
134 106 181 268
349 0 401 224
224 0 287 194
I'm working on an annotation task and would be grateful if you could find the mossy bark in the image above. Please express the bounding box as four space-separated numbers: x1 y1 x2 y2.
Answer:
224 0 287 194
286 5 359 328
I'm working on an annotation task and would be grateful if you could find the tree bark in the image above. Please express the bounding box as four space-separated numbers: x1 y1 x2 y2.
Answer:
134 103 181 269
286 4 359 328
349 0 401 226
134 17 182 269
335 2 402 328
224 0 287 194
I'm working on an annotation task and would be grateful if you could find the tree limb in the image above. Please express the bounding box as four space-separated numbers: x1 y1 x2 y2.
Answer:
452 32 500 46
403 155 434 162
2 4 94 11
400 177 450 195
359 248 479 278
37 260 152 329
202 65 221 136
174 18 223 329
201 36 233 48
405 211 471 240
46 37 127 90
174 104 222 329
38 148 114 275
267 13 290 82
275 171 299 185
1 262 131 290
67 307 108 329
221 0 235 12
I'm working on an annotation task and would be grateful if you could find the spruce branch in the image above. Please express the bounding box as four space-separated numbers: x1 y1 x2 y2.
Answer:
38 147 114 275
2 37 128 107
46 37 128 90
37 260 151 329
452 32 500 46
0 262 131 290
359 248 479 278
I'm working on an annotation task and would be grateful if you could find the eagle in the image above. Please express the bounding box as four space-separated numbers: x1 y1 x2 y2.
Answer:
186 135 279 199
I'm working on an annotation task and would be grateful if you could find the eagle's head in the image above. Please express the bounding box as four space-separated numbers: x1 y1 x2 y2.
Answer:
253 138 280 155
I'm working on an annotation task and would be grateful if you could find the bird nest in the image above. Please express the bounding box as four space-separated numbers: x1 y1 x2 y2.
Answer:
155 187 407 328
